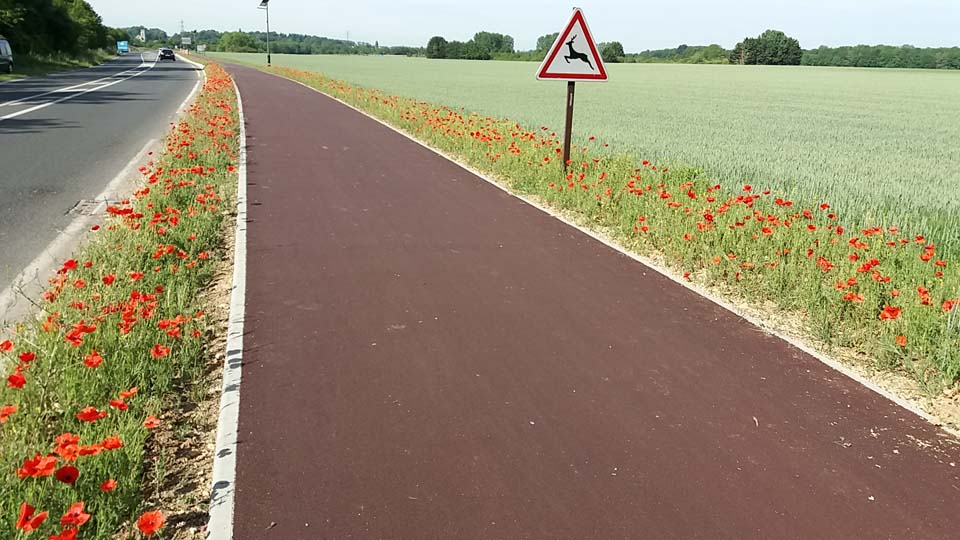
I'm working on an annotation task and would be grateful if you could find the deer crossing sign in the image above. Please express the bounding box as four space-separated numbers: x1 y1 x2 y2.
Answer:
536 8 608 81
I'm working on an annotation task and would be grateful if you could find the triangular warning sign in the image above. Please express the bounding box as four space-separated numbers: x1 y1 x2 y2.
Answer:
536 8 608 81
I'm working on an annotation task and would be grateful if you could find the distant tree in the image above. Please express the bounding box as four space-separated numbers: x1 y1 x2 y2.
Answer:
473 31 514 55
731 30 801 65
219 31 257 52
536 32 560 54
426 35 447 58
599 41 624 63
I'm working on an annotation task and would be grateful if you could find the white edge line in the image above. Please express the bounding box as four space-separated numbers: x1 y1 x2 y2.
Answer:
266 69 959 439
0 59 205 325
0 61 156 122
205 74 246 540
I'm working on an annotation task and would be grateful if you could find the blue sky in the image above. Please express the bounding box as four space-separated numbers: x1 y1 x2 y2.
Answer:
89 0 959 51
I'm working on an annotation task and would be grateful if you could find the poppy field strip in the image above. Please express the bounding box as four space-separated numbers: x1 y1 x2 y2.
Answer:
210 53 960 260
0 62 239 538
229 63 959 391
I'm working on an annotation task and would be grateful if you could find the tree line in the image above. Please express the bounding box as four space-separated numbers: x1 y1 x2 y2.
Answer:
803 44 960 69
124 27 424 57
0 0 126 55
427 31 626 63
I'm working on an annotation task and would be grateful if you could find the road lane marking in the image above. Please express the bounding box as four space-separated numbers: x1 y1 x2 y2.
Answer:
0 62 150 108
0 61 155 122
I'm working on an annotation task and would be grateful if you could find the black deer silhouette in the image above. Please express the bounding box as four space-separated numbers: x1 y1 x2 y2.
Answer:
564 35 594 70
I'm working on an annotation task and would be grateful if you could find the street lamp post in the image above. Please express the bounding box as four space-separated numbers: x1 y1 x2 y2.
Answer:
258 0 271 66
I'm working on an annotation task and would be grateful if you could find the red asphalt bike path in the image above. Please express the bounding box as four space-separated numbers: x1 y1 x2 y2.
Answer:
225 63 959 539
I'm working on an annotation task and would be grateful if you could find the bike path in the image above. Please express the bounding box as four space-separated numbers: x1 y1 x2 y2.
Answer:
226 63 959 539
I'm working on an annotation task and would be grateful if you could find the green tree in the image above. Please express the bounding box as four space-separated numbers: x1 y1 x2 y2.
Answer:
536 32 559 54
599 41 624 63
731 30 800 65
473 31 514 55
426 35 447 58
218 31 257 52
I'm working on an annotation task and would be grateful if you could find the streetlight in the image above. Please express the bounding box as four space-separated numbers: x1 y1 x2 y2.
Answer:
258 0 271 66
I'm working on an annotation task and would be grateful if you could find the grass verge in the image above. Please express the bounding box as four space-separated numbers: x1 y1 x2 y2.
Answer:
0 62 238 539
253 65 958 393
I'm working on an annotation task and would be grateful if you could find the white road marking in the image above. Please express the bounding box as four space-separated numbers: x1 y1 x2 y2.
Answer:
0 61 155 122
206 73 247 540
0 62 150 108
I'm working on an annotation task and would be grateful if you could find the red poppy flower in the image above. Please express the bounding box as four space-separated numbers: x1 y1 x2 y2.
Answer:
16 502 48 532
102 274 116 285
55 465 80 484
879 306 902 321
83 350 104 368
0 404 17 423
144 415 161 429
109 399 128 411
7 369 26 389
895 335 907 347
102 435 124 450
60 501 90 527
18 453 58 478
150 344 170 359
49 527 79 540
0 339 12 352
18 351 35 363
944 300 957 313
137 510 166 537
120 387 139 399
76 406 107 423
129 271 145 281
101 478 117 492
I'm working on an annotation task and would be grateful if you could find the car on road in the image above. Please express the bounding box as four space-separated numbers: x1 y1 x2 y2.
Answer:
0 37 13 73
158 48 176 62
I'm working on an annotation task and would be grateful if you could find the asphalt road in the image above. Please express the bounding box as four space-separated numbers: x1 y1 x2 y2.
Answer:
0 52 200 303
226 63 960 539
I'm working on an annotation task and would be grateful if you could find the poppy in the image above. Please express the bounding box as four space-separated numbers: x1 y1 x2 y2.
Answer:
0 404 16 423
144 416 161 429
60 501 90 527
102 435 124 450
150 344 171 359
76 406 107 423
83 351 104 368
18 453 58 478
895 336 907 347
102 274 116 285
16 503 48 532
879 306 902 321
18 351 35 363
55 465 80 484
101 478 117 492
137 510 166 537
49 528 79 540
0 339 12 352
7 369 26 389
